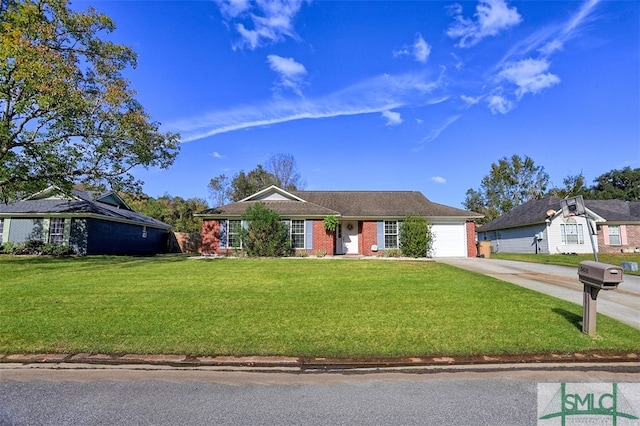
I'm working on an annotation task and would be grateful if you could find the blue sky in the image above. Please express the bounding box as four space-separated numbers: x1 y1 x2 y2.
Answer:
77 0 639 209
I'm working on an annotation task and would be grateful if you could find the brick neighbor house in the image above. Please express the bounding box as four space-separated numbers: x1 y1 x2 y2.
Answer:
197 186 482 258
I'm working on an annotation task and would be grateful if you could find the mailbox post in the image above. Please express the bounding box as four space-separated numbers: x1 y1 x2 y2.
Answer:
577 261 623 336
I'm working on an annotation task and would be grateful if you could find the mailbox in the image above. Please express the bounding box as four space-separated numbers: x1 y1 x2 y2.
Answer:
578 261 624 289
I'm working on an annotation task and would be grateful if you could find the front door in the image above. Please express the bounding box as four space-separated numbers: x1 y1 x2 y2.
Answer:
341 221 359 254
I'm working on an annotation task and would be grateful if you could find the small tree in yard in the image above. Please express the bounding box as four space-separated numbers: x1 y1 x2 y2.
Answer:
399 215 434 258
240 202 291 257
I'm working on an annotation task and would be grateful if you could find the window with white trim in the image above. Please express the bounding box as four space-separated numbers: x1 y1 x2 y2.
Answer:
48 218 65 245
384 220 400 249
560 219 584 245
289 219 305 249
228 219 242 248
608 225 621 246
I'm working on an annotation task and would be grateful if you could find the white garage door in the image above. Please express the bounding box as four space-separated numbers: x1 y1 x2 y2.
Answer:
431 222 467 257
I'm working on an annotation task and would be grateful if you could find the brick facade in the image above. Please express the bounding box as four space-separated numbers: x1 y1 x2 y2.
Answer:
360 221 378 256
597 224 640 254
202 218 477 257
311 219 335 255
466 221 477 257
201 219 225 255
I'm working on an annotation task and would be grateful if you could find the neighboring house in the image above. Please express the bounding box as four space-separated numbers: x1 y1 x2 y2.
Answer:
0 186 172 255
477 196 640 255
197 186 482 258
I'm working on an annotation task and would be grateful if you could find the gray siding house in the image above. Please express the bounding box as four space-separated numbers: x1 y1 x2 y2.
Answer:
477 196 640 255
0 186 172 255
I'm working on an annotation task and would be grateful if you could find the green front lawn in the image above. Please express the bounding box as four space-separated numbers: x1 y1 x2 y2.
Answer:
1 256 639 357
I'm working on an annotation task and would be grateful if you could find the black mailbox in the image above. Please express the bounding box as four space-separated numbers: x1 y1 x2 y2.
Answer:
578 260 623 290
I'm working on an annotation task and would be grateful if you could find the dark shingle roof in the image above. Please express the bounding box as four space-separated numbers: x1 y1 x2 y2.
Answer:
293 191 481 218
0 189 171 229
200 189 482 219
200 199 339 217
586 199 640 222
478 196 640 232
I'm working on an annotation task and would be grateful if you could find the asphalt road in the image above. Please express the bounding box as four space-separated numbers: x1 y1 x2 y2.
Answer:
437 258 640 330
2 367 639 426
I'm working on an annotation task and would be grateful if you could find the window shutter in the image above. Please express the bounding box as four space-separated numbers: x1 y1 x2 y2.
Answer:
219 220 227 249
377 221 385 250
621 225 628 245
602 225 610 245
305 220 313 250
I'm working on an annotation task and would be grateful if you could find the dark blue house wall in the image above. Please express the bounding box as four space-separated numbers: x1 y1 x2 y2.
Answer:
86 219 168 255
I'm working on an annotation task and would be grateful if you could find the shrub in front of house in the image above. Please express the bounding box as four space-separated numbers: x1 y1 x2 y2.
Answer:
1 240 75 256
41 244 76 256
240 202 292 257
399 215 434 258
384 248 403 258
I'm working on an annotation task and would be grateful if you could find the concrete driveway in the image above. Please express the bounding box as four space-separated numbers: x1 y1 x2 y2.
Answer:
438 257 640 330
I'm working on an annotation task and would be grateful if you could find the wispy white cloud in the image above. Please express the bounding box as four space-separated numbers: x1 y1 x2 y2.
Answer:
394 33 432 63
267 54 307 96
497 0 601 64
486 93 513 114
414 115 461 150
211 151 225 159
481 0 600 115
447 0 522 48
498 58 560 98
430 176 447 184
169 72 444 142
413 34 431 63
381 110 403 126
215 0 305 50
538 0 601 56
216 0 251 19
460 94 482 107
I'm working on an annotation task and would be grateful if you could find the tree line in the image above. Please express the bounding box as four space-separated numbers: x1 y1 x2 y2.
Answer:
463 154 640 224
117 153 304 232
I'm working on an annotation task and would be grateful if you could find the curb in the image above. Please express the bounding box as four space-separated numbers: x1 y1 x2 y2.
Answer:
2 352 639 372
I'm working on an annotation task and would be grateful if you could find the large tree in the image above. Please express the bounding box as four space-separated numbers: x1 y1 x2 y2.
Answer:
591 167 640 201
208 153 304 205
121 192 208 233
264 152 304 191
464 154 549 223
548 172 591 199
230 165 275 201
0 0 179 201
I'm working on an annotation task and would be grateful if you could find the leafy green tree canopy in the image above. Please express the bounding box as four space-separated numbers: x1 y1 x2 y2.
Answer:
121 192 207 233
464 154 549 223
0 0 179 201
208 153 304 205
591 167 640 201
548 172 590 199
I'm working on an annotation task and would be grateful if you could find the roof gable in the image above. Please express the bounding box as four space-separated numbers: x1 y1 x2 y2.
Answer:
241 185 305 202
